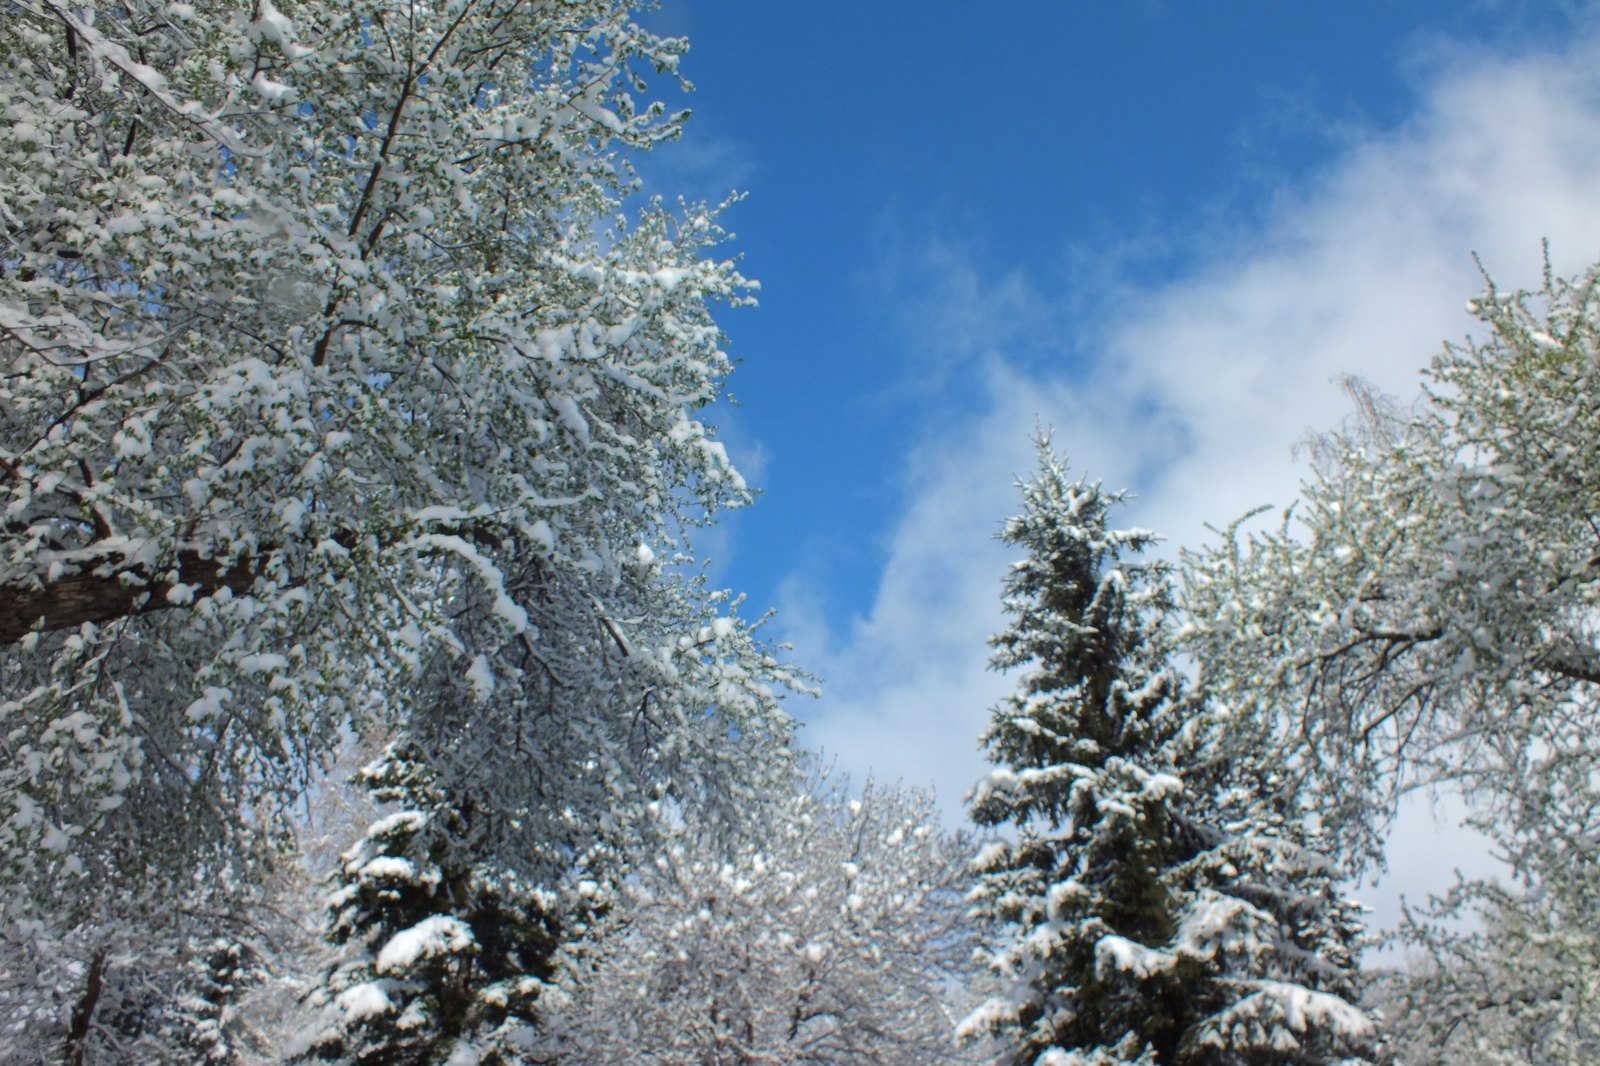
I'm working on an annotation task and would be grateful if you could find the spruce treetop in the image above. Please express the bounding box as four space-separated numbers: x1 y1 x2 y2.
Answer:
967 438 1378 1066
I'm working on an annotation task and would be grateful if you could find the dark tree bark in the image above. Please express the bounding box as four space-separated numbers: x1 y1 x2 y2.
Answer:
64 947 108 1066
0 549 261 646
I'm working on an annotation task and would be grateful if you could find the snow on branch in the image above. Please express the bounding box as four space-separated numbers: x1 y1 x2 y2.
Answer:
25 0 263 156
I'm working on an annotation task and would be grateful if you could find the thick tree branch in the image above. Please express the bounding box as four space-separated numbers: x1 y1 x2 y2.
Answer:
1 522 509 646
1 546 264 645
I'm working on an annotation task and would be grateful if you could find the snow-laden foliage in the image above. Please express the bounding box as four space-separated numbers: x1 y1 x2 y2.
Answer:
2 0 803 1055
1178 257 1600 1058
380 534 799 898
1376 730 1600 1064
297 544 800 1063
0 0 783 907
294 752 562 1065
286 539 800 1062
555 773 987 1065
170 935 272 1065
964 439 1378 1065
0 868 298 1065
1180 261 1600 864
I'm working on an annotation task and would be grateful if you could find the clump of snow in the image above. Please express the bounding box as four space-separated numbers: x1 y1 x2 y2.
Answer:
1145 772 1183 798
1095 934 1175 979
444 1044 483 1066
359 856 417 881
465 653 495 702
337 981 395 1021
1174 893 1263 960
251 0 309 56
956 998 1017 1042
1198 980 1376 1051
251 71 296 103
377 915 476 972
409 533 529 633
366 810 428 839
183 686 232 722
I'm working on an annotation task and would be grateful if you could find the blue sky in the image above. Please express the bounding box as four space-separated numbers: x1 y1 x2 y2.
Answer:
639 2 1600 924
650 1 1586 614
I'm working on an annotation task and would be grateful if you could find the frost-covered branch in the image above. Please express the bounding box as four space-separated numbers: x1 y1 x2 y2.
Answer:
553 773 988 1065
20 0 260 156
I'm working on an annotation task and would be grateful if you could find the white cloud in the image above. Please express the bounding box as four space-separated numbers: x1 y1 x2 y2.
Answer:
780 33 1600 929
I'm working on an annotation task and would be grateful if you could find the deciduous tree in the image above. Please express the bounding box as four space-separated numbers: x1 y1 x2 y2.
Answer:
2 0 781 901
1 0 798 1054
1180 264 1600 862
557 773 984 1065
1179 257 1600 1060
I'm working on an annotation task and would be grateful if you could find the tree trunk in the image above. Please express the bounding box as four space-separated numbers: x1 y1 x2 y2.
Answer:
64 947 108 1066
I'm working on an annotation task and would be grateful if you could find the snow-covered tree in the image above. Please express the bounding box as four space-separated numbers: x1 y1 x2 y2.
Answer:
1 0 800 1052
1180 260 1600 864
556 772 986 1065
1176 256 1600 1059
165 933 271 1065
0 865 293 1065
290 536 799 1061
964 439 1378 1065
1 0 784 898
293 748 561 1065
1374 726 1600 1064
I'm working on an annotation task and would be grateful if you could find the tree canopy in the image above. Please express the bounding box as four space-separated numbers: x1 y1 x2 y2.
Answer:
2 0 796 906
1 0 803 1058
1180 260 1600 1061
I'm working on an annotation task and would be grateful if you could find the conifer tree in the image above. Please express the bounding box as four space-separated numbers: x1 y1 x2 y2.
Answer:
963 438 1378 1066
168 935 268 1065
295 747 562 1065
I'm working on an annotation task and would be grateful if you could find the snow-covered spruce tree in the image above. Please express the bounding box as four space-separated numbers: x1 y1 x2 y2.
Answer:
162 933 270 1065
295 533 798 1060
294 748 561 1065
1 0 799 1051
963 439 1377 1065
556 771 988 1066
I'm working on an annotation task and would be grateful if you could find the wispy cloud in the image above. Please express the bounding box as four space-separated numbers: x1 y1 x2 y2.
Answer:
637 126 757 211
781 31 1600 924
